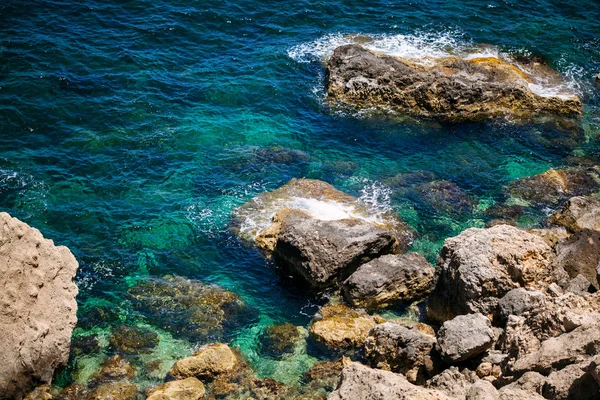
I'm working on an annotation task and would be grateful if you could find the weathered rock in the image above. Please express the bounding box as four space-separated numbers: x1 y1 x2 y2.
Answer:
86 381 137 400
259 323 301 359
364 322 437 383
342 253 435 309
326 44 582 122
497 288 546 321
109 325 159 355
71 334 101 358
146 377 206 400
506 169 599 209
170 343 238 380
427 225 554 323
309 305 379 351
549 196 600 233
302 358 351 394
541 362 599 400
465 380 499 400
273 210 397 288
437 313 495 363
89 355 136 387
55 384 87 400
232 178 415 254
553 230 600 289
128 275 255 342
24 385 53 400
528 227 570 247
0 212 79 400
327 362 455 400
498 315 542 362
425 366 478 398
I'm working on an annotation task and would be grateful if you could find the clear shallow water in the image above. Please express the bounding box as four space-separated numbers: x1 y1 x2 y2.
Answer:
1 0 600 392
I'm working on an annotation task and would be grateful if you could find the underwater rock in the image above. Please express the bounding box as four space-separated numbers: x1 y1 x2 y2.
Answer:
170 343 238 380
89 355 136 387
484 204 523 223
86 381 137 400
427 225 554 324
23 385 53 400
273 209 397 289
254 146 310 165
506 168 600 209
436 313 495 363
55 384 87 400
76 304 120 330
146 377 205 400
259 322 301 359
108 325 159 355
309 304 380 352
128 275 255 342
0 212 79 400
302 358 351 394
326 44 582 122
232 178 415 254
71 334 101 358
364 322 437 384
549 196 600 233
342 253 435 309
416 180 475 216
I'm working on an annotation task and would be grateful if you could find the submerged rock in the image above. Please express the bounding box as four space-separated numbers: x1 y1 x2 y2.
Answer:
302 358 351 395
86 381 137 400
416 180 475 216
89 355 136 387
0 212 79 400
427 225 554 323
108 325 159 355
146 377 205 400
259 323 301 359
436 313 495 363
326 44 582 122
341 253 435 309
128 275 255 342
170 343 238 380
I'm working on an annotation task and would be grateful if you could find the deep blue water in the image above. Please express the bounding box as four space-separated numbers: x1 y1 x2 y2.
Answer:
1 0 600 391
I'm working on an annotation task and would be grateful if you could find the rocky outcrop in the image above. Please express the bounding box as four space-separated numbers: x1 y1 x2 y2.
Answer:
0 212 79 400
549 196 600 233
146 377 206 400
427 224 554 323
553 229 600 290
326 44 582 122
170 343 238 380
436 314 495 363
341 253 435 309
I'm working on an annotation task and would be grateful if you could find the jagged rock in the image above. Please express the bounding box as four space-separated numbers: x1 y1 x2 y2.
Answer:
232 178 415 254
128 276 255 342
259 323 301 359
542 362 599 400
0 212 79 400
427 225 554 323
528 227 570 247
364 322 437 383
553 229 600 290
86 381 137 400
342 253 435 309
170 343 238 380
498 315 542 364
497 288 546 321
273 209 397 288
146 377 206 400
506 169 599 209
497 387 545 400
549 196 600 233
309 305 379 351
437 314 495 363
108 325 159 355
327 362 455 400
89 356 136 387
326 44 581 121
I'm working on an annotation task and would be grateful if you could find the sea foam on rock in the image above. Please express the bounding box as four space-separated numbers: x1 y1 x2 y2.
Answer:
0 212 79 400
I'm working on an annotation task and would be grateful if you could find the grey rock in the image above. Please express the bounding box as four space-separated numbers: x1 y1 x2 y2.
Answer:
498 288 546 321
565 274 595 295
425 366 478 398
542 362 599 400
0 212 79 400
553 229 600 290
342 253 435 309
549 196 600 233
427 225 554 324
437 313 495 363
465 380 499 400
273 211 396 288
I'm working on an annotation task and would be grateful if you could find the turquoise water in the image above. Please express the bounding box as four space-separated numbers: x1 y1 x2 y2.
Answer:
1 0 600 392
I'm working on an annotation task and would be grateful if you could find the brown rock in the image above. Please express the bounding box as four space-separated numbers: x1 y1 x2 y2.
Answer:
170 343 238 380
89 356 136 387
86 381 137 400
309 305 379 351
147 377 206 400
549 196 600 233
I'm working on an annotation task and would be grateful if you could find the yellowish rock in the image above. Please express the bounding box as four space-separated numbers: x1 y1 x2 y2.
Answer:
147 377 205 400
170 343 238 379
310 305 379 350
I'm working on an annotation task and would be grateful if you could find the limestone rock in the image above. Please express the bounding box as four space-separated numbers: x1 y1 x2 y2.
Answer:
309 305 378 351
146 377 206 400
437 313 495 363
497 288 546 321
342 253 435 309
553 229 600 289
549 196 600 233
364 322 437 383
541 362 599 400
465 380 499 400
326 44 582 122
0 212 79 400
327 362 455 400
170 343 238 380
427 225 553 323
425 367 478 398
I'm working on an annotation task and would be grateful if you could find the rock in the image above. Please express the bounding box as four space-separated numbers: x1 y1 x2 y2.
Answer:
416 180 475 216
549 196 600 233
437 313 495 363
302 358 351 394
146 377 206 400
309 305 379 351
506 169 599 209
542 362 599 400
170 343 238 380
89 355 136 387
497 387 545 400
24 385 53 400
327 362 455 400
55 384 87 400
76 303 120 330
71 334 101 358
425 366 478 398
342 253 435 309
326 44 582 122
128 275 255 342
427 225 554 323
0 212 79 400
232 178 415 254
553 230 600 289
364 322 437 383
596 74 600 85
527 227 570 247
499 316 542 361
465 380 499 400
259 323 301 359
273 209 397 289
109 325 159 355
497 288 546 321
86 381 137 400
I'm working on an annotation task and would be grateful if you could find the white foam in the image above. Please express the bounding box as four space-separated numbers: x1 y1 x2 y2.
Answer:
286 197 356 220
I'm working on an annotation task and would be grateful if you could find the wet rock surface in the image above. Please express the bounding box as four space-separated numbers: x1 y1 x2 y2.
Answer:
146 377 206 400
169 343 238 380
